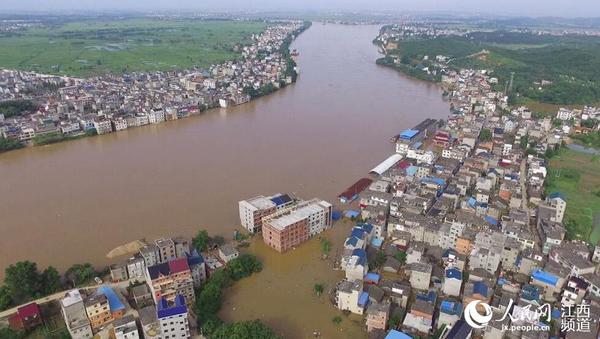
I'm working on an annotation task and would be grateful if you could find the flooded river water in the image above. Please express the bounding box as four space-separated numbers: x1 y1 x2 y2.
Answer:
0 23 449 336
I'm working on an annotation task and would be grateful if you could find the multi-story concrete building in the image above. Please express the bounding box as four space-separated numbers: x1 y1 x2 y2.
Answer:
261 199 332 252
139 244 161 268
157 295 190 339
83 294 113 332
60 290 93 339
366 302 391 333
238 193 293 233
139 306 161 339
145 258 195 305
155 238 177 263
336 280 366 315
126 255 146 282
114 314 140 339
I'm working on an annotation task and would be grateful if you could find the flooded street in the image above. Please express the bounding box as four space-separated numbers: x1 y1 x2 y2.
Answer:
0 22 447 285
220 220 365 339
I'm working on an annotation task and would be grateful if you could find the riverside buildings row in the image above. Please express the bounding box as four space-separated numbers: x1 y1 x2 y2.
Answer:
333 46 600 339
0 21 307 145
56 236 212 338
239 194 333 252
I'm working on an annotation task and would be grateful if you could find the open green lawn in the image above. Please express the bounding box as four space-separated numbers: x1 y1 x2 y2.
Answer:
546 148 600 243
0 19 268 77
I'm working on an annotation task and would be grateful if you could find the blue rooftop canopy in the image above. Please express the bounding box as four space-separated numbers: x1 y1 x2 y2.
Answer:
532 269 559 286
400 129 419 139
97 286 125 312
358 291 369 307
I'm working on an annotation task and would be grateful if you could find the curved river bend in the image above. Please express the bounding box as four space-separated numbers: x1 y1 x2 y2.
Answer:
0 24 447 279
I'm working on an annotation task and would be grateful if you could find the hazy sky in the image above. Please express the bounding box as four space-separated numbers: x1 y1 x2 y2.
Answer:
2 0 600 17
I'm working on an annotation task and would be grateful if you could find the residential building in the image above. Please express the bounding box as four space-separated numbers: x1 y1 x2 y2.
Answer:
84 293 113 332
61 290 93 339
155 238 177 263
139 306 161 339
145 258 195 305
8 303 43 332
366 302 391 332
114 314 140 339
261 199 332 252
336 280 366 315
157 295 191 339
218 244 239 263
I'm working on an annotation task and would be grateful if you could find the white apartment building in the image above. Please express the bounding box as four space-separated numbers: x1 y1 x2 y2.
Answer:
61 290 93 339
157 295 190 339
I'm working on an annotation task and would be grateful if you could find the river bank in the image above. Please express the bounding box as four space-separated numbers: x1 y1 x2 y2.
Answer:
0 23 448 279
0 21 310 154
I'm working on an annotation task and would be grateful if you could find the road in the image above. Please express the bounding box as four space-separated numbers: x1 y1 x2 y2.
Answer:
0 280 133 320
520 157 542 251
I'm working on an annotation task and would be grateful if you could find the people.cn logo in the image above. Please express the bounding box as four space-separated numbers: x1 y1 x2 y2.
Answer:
464 300 493 329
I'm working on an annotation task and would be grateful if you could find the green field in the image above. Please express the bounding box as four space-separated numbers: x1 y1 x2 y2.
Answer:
0 19 268 77
546 148 600 244
385 31 600 105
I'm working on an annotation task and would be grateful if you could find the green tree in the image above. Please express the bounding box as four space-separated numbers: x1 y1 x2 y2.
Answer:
313 283 324 296
0 137 24 153
0 286 12 311
479 128 492 142
65 263 96 287
226 255 262 281
4 261 42 303
41 266 62 295
195 282 223 321
0 326 25 339
193 230 210 251
213 236 226 247
332 316 342 325
394 251 407 265
320 238 331 256
210 320 280 339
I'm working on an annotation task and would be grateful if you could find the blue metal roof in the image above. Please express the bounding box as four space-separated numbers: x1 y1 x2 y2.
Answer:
416 290 436 303
186 249 205 266
332 211 342 220
270 194 292 206
484 216 498 226
440 300 462 315
344 210 360 218
532 269 559 286
400 129 419 139
473 281 488 297
445 268 462 280
371 237 383 248
350 228 366 239
385 330 413 339
358 223 374 233
468 197 477 207
520 284 541 301
548 192 566 201
365 273 380 284
345 236 359 247
157 295 187 319
97 286 125 312
358 291 369 307
446 320 472 339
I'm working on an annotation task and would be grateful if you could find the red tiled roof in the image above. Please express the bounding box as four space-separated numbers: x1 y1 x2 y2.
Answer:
17 303 40 319
168 258 190 274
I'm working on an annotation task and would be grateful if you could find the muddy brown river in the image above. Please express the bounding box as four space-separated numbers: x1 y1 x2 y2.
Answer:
0 23 448 337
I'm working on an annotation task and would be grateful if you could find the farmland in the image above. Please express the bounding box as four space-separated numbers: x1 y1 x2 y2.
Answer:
0 19 268 77
546 148 600 243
